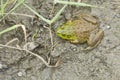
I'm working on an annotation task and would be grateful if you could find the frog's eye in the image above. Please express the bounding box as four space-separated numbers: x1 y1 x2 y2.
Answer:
61 34 66 36
67 35 72 38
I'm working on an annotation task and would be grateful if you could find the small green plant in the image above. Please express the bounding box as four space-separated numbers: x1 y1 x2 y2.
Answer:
0 0 24 21
0 0 97 34
54 0 97 7
0 0 26 39
23 0 97 25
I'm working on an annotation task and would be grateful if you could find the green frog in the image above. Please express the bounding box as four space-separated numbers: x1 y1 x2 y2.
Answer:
55 14 104 50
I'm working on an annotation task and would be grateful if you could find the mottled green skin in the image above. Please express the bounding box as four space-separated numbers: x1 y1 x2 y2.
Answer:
55 21 77 41
55 14 104 49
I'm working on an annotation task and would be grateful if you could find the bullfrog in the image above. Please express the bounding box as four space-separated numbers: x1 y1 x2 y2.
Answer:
55 14 104 50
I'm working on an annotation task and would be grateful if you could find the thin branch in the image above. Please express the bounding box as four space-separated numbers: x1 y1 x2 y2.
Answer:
0 44 59 67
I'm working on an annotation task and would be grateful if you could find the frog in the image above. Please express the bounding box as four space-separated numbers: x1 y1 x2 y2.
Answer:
55 14 104 50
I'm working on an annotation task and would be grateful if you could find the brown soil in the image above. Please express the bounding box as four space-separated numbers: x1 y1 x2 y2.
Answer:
0 0 120 80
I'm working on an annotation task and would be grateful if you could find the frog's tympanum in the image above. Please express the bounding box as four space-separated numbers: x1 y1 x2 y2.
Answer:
55 14 104 50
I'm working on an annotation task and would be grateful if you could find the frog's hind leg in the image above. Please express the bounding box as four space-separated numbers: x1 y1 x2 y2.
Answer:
81 30 104 51
81 39 101 50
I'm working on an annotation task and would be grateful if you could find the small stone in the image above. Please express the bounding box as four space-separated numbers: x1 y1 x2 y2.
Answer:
17 72 23 76
106 25 111 29
0 63 3 69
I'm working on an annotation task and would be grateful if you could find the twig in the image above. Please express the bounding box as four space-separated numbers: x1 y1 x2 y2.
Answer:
3 12 35 18
43 25 53 46
0 44 59 67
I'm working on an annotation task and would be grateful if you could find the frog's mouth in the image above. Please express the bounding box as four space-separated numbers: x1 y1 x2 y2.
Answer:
56 30 76 41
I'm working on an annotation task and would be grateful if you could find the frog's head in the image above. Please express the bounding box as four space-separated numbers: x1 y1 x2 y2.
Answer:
55 21 76 40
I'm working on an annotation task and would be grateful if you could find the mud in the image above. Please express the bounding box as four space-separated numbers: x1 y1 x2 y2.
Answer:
0 0 120 80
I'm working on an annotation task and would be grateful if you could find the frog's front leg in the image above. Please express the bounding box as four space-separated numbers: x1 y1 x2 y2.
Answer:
84 30 104 50
70 39 79 44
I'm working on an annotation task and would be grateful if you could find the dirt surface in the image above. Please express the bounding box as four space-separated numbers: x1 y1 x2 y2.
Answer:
0 0 120 80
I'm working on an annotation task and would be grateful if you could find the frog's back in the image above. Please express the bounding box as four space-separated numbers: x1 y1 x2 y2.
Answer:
73 19 98 33
72 17 98 43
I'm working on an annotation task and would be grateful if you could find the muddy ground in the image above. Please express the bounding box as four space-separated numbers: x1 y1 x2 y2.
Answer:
0 0 120 80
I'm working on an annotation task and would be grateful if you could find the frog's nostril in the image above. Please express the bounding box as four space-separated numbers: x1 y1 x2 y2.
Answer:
61 27 64 30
